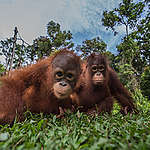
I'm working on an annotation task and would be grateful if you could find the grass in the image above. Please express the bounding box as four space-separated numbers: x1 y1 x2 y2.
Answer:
0 91 150 150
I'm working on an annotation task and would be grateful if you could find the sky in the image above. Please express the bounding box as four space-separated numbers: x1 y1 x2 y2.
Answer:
0 0 125 62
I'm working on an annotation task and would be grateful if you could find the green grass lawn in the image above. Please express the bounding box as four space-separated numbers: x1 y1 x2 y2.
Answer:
0 91 150 150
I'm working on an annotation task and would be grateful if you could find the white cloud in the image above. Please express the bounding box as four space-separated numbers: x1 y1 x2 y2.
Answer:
0 0 122 53
0 0 67 43
56 0 90 32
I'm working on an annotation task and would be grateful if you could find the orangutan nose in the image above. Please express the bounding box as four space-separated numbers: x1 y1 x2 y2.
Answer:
96 72 101 76
59 81 67 87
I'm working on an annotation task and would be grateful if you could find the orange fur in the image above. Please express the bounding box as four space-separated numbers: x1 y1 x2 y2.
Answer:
71 53 137 115
0 49 81 124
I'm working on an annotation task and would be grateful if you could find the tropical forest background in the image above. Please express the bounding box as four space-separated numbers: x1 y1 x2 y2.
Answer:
0 0 150 149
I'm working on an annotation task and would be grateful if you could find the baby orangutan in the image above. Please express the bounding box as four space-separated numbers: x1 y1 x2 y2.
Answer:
71 53 137 115
0 49 81 124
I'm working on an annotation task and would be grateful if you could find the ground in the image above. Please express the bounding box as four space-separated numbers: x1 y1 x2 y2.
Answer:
0 90 150 150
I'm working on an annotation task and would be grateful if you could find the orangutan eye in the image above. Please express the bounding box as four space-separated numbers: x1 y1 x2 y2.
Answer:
91 65 97 72
66 73 74 81
56 71 64 79
99 65 105 72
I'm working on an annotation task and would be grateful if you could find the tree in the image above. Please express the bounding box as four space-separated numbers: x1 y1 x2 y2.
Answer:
117 36 144 72
102 51 116 69
102 0 145 36
32 20 74 59
76 37 107 58
140 66 150 99
0 38 28 70
0 21 75 70
101 0 149 91
115 37 141 90
134 1 150 65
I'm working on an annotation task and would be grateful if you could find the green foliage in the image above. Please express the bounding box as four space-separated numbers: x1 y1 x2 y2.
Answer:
116 37 144 74
117 37 139 62
32 36 53 59
115 37 141 91
76 37 107 59
102 10 121 35
0 64 5 76
0 20 75 69
0 92 150 150
102 0 149 68
140 66 150 99
135 11 150 64
116 63 139 91
0 38 29 69
102 0 145 36
103 51 116 67
47 21 73 48
133 89 150 112
32 20 74 59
